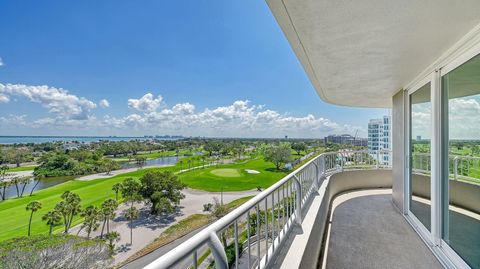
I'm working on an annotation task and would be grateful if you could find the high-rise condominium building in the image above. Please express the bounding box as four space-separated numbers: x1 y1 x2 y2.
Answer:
368 115 391 165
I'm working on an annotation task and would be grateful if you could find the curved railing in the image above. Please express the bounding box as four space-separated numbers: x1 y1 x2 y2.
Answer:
144 150 390 269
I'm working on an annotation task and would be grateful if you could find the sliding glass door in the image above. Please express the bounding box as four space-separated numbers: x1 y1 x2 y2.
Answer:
409 82 432 231
441 53 480 269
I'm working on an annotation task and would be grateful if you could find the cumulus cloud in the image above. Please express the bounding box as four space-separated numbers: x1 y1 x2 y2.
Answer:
0 114 27 126
98 93 359 137
128 93 163 112
448 97 480 139
411 96 480 140
99 99 110 108
0 83 96 120
0 94 9 103
3 90 362 138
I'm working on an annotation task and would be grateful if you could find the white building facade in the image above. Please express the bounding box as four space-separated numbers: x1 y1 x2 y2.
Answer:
368 115 391 165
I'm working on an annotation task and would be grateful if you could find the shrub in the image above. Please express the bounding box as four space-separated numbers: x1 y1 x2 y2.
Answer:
0 234 111 269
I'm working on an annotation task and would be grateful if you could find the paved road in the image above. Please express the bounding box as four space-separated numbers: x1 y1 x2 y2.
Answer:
69 188 259 266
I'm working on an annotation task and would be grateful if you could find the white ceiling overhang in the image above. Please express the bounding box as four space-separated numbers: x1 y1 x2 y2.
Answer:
267 0 480 108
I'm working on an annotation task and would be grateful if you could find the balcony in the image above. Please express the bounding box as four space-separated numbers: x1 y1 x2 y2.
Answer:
137 151 429 268
142 150 480 268
321 189 442 269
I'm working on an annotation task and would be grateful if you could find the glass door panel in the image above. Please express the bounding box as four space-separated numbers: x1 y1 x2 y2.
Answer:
442 53 480 269
410 82 432 231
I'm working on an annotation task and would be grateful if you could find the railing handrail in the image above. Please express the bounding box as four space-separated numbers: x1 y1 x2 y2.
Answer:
144 149 391 269
412 152 480 160
144 151 327 269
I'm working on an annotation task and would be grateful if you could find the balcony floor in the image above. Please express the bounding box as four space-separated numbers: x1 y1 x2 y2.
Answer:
323 190 442 269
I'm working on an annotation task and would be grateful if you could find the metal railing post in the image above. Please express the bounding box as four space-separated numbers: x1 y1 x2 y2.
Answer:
312 162 319 191
292 175 302 225
208 232 228 269
454 156 458 180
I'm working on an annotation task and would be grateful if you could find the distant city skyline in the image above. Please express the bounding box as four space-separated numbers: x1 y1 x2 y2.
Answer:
0 1 386 138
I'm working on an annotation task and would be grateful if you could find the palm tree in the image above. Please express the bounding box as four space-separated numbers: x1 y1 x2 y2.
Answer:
42 210 61 235
55 201 70 233
64 191 82 232
0 165 9 200
121 178 141 203
55 191 82 233
105 231 120 254
0 181 11 201
112 183 122 201
201 155 206 169
29 175 43 196
26 201 42 236
124 206 139 245
178 160 183 171
100 198 118 238
80 205 101 239
19 176 31 197
12 177 20 198
121 177 141 244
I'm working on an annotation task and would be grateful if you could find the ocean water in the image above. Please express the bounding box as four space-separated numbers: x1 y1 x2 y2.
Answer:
0 136 177 144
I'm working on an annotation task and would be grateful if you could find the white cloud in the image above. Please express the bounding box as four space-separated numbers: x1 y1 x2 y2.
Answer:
98 93 360 138
2 90 363 138
0 94 9 103
0 83 96 120
99 99 110 108
0 57 3 66
0 114 27 126
411 96 480 140
448 97 480 139
128 93 163 112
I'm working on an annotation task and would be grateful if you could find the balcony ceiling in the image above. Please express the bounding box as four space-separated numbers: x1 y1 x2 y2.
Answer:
267 0 480 108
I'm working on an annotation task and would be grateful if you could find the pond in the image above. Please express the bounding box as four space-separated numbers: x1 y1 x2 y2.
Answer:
2 175 75 200
1 155 181 200
120 155 180 169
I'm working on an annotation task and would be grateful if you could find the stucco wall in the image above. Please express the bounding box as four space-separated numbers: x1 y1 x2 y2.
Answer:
298 169 392 269
412 174 480 214
392 89 406 213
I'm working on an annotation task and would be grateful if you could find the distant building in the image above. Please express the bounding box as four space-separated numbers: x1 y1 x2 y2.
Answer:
324 134 368 147
62 141 81 151
368 115 391 165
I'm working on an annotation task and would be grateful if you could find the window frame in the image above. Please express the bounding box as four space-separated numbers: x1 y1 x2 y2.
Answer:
405 74 435 243
404 34 480 269
437 43 480 269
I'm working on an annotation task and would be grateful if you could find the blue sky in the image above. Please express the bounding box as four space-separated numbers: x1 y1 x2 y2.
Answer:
0 1 386 138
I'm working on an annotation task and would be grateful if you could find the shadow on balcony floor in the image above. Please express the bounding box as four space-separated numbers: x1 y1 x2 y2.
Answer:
322 190 442 269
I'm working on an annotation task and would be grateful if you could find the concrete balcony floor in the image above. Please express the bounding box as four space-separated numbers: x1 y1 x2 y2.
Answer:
322 190 442 269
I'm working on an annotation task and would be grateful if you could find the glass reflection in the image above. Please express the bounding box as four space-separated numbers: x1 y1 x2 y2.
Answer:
410 82 432 231
442 53 480 269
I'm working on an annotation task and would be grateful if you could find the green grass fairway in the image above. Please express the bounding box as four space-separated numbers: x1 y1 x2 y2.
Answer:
0 165 183 241
210 168 241 177
7 166 37 172
178 158 286 192
0 156 285 242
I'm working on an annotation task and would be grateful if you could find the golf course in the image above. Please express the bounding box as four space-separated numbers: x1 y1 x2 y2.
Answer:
179 158 285 192
0 157 286 241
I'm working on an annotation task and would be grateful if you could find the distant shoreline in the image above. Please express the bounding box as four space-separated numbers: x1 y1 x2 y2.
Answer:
0 135 182 145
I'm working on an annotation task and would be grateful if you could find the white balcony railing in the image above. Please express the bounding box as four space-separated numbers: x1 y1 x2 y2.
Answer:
412 153 480 183
144 150 391 269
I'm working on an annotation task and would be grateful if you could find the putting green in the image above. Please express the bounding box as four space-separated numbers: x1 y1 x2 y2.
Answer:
210 168 241 177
